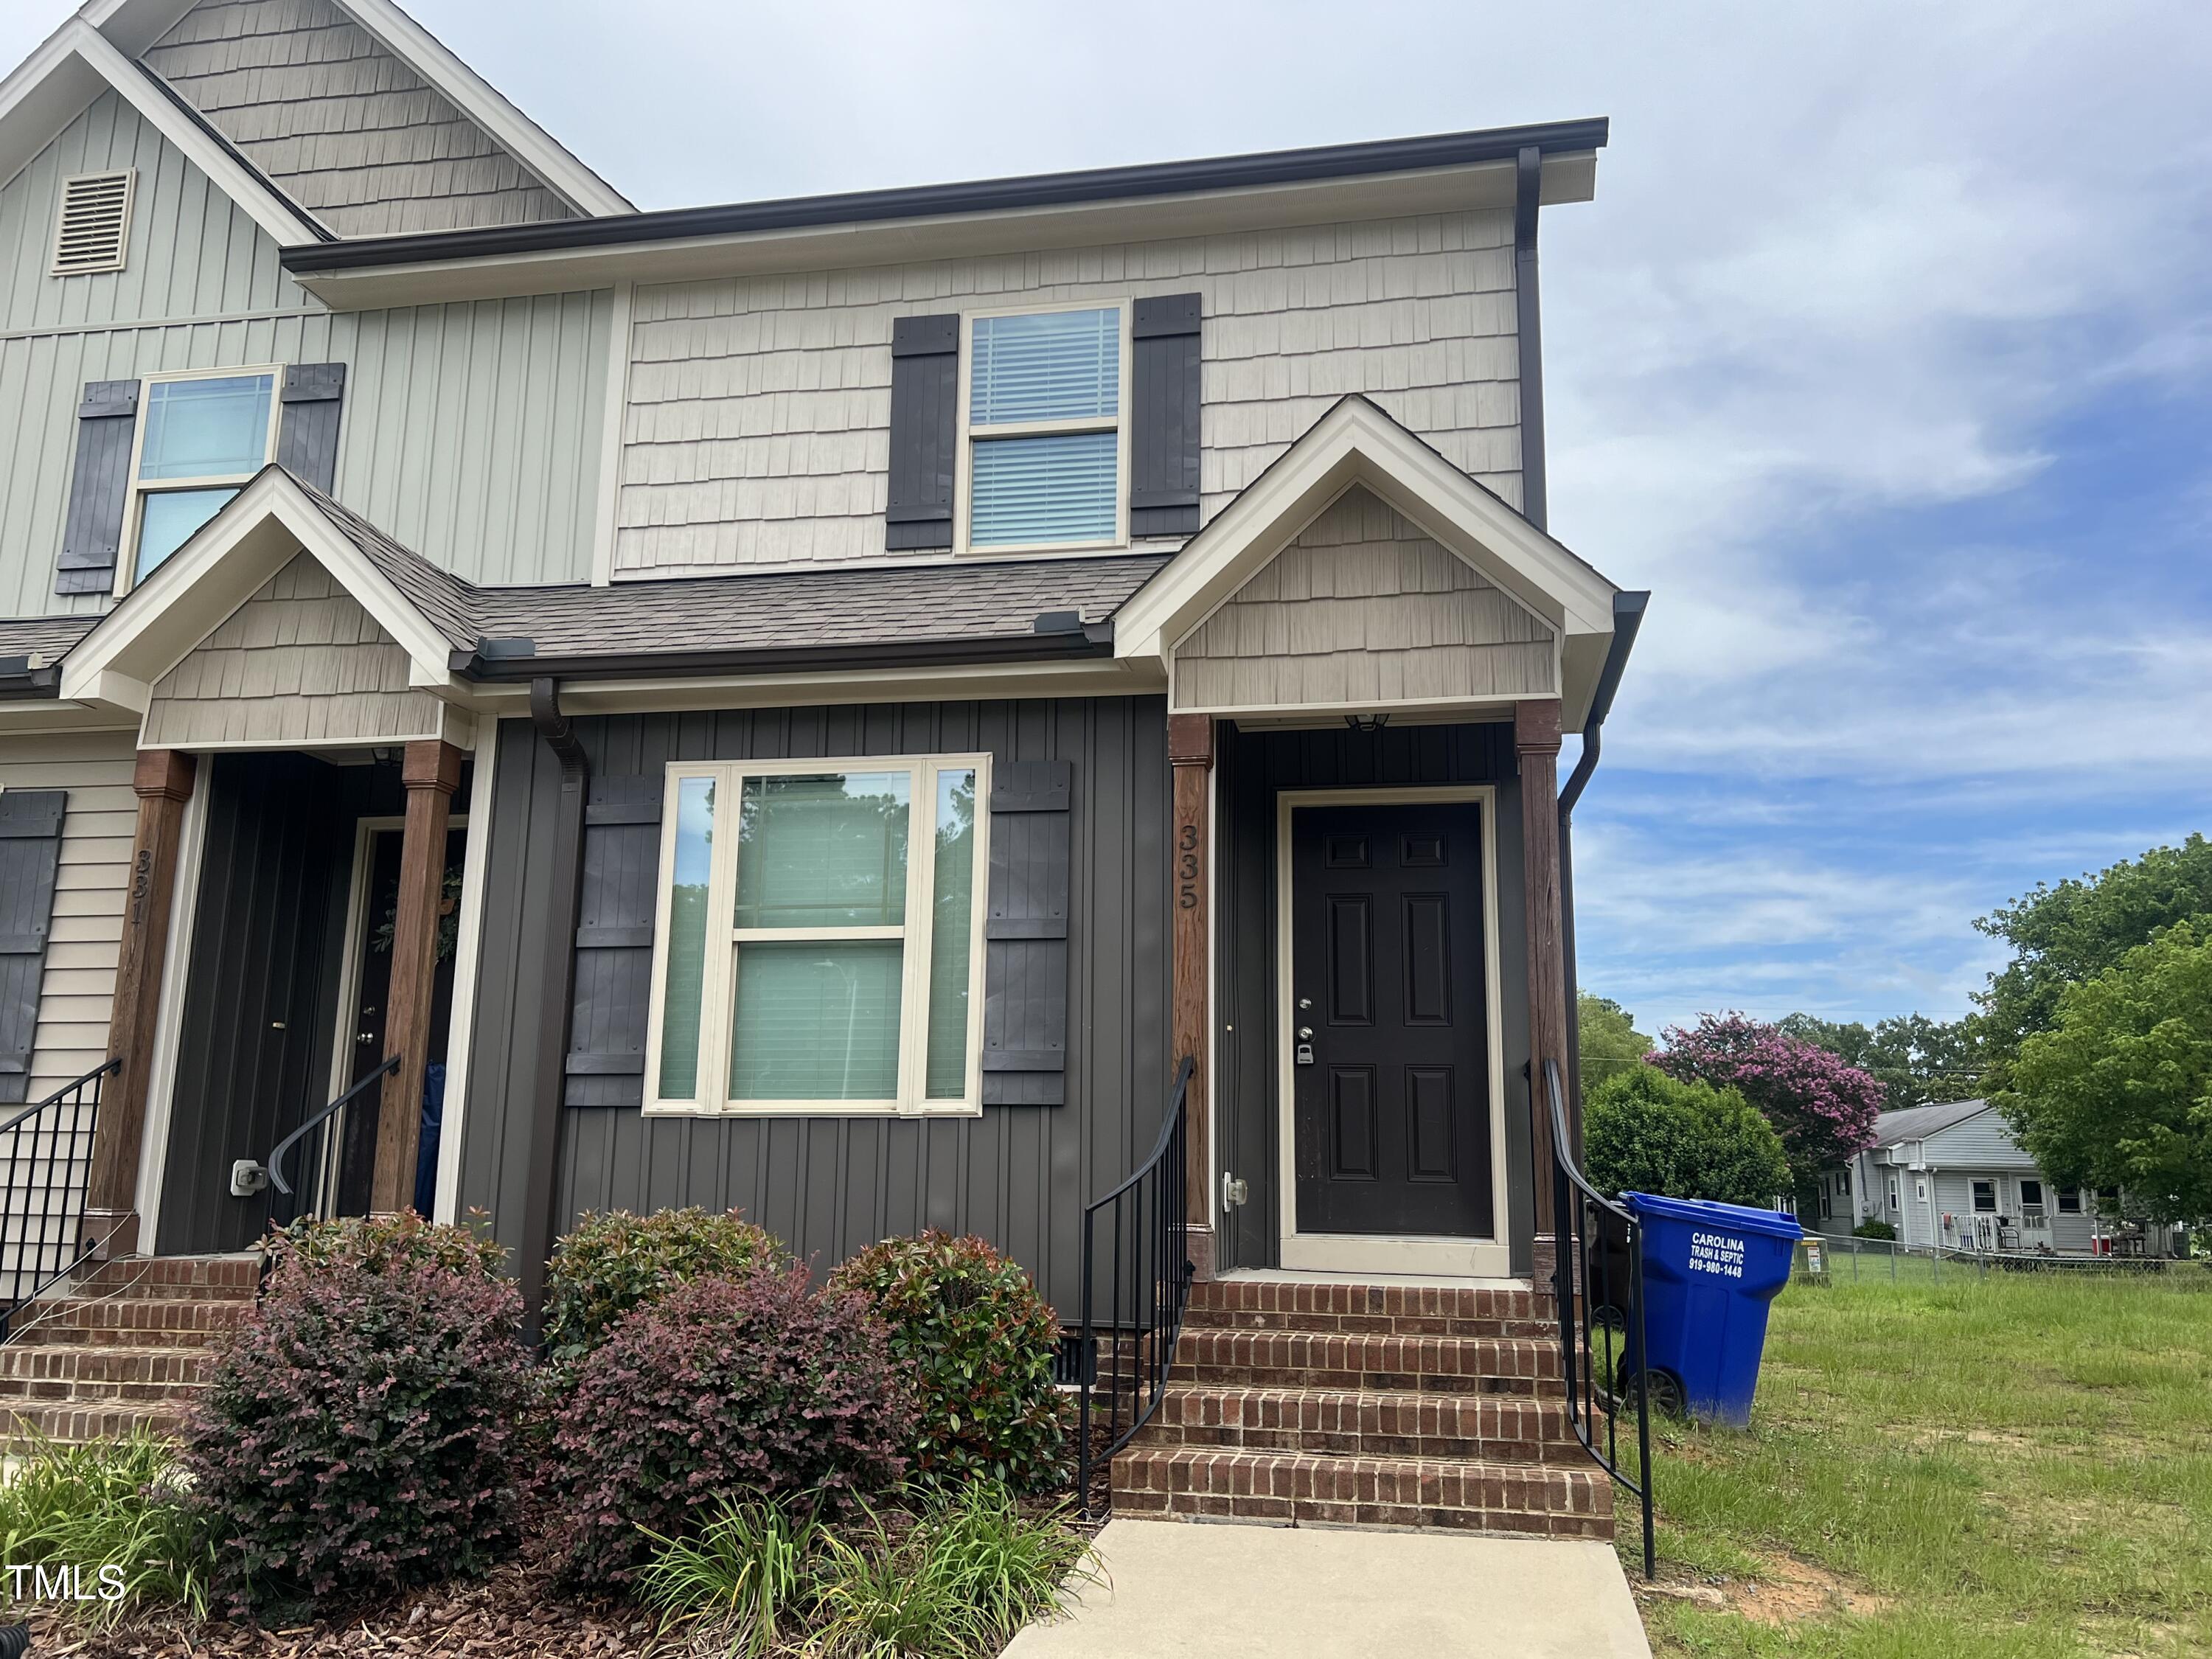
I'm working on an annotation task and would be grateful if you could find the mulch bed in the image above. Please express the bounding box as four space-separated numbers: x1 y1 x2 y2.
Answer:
23 1557 680 1659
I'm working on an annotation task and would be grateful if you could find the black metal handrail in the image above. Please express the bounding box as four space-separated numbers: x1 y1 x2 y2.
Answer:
0 1057 122 1341
1076 1054 1194 1518
265 1054 400 1222
1546 1057 1656 1578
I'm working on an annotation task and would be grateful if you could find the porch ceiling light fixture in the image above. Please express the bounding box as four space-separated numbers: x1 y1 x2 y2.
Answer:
1343 712 1390 733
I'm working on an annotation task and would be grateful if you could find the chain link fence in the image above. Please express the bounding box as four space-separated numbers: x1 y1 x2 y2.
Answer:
1793 1233 2204 1286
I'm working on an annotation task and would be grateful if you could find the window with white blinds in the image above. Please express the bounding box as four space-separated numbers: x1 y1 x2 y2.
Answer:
645 756 988 1115
964 306 1125 549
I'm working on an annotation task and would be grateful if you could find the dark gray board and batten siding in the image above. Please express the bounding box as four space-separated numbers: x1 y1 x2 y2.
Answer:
1212 720 1535 1278
457 697 1172 1317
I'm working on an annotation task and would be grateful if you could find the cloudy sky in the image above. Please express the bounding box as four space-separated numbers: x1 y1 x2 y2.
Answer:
10 0 2208 1036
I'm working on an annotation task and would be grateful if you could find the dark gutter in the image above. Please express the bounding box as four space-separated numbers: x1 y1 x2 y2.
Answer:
1557 590 1650 1131
518 678 589 1338
0 660 60 701
282 118 1610 274
448 622 1116 684
1513 145 1549 532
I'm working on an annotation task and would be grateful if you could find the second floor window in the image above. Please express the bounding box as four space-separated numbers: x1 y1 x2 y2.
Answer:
964 306 1124 551
128 369 279 586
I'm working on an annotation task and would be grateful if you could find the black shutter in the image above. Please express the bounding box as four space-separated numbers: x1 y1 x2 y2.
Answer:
55 380 139 596
276 363 347 493
0 790 67 1105
981 760 1072 1107
886 314 959 552
563 777 662 1107
1130 293 1202 538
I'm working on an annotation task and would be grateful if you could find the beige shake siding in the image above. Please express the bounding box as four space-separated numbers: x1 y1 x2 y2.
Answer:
140 552 460 747
1171 485 1557 712
616 210 1522 576
143 0 580 236
0 733 136 1105
0 92 613 619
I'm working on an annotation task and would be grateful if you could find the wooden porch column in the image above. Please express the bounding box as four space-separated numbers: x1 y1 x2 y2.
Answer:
369 739 464 1214
83 748 198 1259
1168 712 1216 1283
1516 699 1568 1240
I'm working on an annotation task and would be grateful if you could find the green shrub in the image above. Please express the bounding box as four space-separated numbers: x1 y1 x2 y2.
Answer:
265 1208 504 1281
180 1214 531 1612
828 1231 1071 1492
542 1206 783 1372
1584 1065 1791 1207
1853 1218 1899 1240
552 1265 909 1587
0 1429 212 1624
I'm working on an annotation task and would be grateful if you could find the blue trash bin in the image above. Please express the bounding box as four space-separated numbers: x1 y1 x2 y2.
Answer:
1622 1193 1801 1427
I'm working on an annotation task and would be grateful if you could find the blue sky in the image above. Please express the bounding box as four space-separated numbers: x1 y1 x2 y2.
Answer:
7 0 2207 1037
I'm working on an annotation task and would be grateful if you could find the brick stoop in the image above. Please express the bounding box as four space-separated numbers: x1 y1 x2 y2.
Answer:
1 1255 257 1447
1113 1277 1614 1539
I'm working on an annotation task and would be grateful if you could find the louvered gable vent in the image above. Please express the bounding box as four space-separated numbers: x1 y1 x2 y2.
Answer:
51 170 135 276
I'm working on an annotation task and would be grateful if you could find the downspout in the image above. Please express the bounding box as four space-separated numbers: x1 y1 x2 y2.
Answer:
1558 591 1649 1143
518 676 590 1336
1514 145 1548 532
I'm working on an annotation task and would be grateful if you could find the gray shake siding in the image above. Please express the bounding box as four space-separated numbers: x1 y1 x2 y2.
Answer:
0 91 613 616
144 0 581 236
457 697 1172 1315
616 212 1523 575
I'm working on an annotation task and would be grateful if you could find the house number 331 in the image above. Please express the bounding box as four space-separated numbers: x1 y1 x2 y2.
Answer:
1178 823 1200 910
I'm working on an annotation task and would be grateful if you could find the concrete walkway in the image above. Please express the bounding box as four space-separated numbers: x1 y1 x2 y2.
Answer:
1005 1520 1652 1659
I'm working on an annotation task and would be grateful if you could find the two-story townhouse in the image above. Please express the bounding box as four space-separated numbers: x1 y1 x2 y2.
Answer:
0 0 1649 1536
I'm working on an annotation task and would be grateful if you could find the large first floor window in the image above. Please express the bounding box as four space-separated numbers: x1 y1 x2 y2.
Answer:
644 755 989 1114
127 368 280 587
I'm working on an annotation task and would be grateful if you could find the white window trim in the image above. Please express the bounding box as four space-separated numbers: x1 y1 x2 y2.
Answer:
114 364 285 597
953 300 1133 557
640 752 992 1118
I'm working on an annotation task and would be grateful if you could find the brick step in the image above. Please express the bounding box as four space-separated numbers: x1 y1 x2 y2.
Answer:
2 1399 182 1447
1168 1329 1564 1397
70 1256 260 1301
1139 1384 1579 1464
1187 1279 1552 1338
9 1297 250 1342
1110 1445 1613 1537
0 1344 214 1404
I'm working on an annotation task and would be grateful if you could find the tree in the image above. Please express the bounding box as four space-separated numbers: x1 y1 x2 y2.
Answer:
1579 992 1652 1088
2002 921 2212 1224
1974 834 2212 1079
1652 1012 1884 1195
1776 1012 1984 1108
1583 1066 1791 1208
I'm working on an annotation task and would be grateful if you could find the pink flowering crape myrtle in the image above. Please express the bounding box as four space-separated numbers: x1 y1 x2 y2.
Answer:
1649 1012 1883 1194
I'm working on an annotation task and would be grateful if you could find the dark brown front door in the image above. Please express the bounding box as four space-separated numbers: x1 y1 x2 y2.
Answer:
1290 799 1493 1238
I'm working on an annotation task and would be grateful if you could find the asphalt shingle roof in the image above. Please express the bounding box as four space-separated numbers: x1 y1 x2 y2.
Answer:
1869 1099 1994 1148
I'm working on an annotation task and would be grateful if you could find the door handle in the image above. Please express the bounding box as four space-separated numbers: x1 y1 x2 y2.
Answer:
1298 1026 1313 1040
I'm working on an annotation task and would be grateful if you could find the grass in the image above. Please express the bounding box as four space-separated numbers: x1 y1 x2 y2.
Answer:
1624 1263 2212 1657
0 1428 213 1627
639 1479 1097 1658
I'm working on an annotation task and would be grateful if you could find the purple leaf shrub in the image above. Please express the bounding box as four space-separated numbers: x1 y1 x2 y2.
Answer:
1650 1012 1885 1192
178 1214 530 1612
551 1264 911 1587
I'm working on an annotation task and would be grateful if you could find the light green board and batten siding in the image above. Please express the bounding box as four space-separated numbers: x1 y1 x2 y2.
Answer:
0 92 613 619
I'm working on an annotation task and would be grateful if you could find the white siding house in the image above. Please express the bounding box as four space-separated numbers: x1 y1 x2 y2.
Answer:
1810 1100 2187 1259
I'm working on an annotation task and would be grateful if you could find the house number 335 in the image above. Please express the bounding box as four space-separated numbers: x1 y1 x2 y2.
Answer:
1178 823 1200 910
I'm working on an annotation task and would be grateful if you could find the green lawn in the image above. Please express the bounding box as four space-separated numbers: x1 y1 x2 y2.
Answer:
1622 1264 2212 1657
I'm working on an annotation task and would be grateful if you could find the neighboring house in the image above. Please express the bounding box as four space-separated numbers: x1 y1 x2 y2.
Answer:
1810 1100 2185 1259
0 0 1648 1530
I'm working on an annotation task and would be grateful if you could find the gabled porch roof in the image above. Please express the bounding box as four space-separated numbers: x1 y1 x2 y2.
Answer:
1113 395 1626 726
